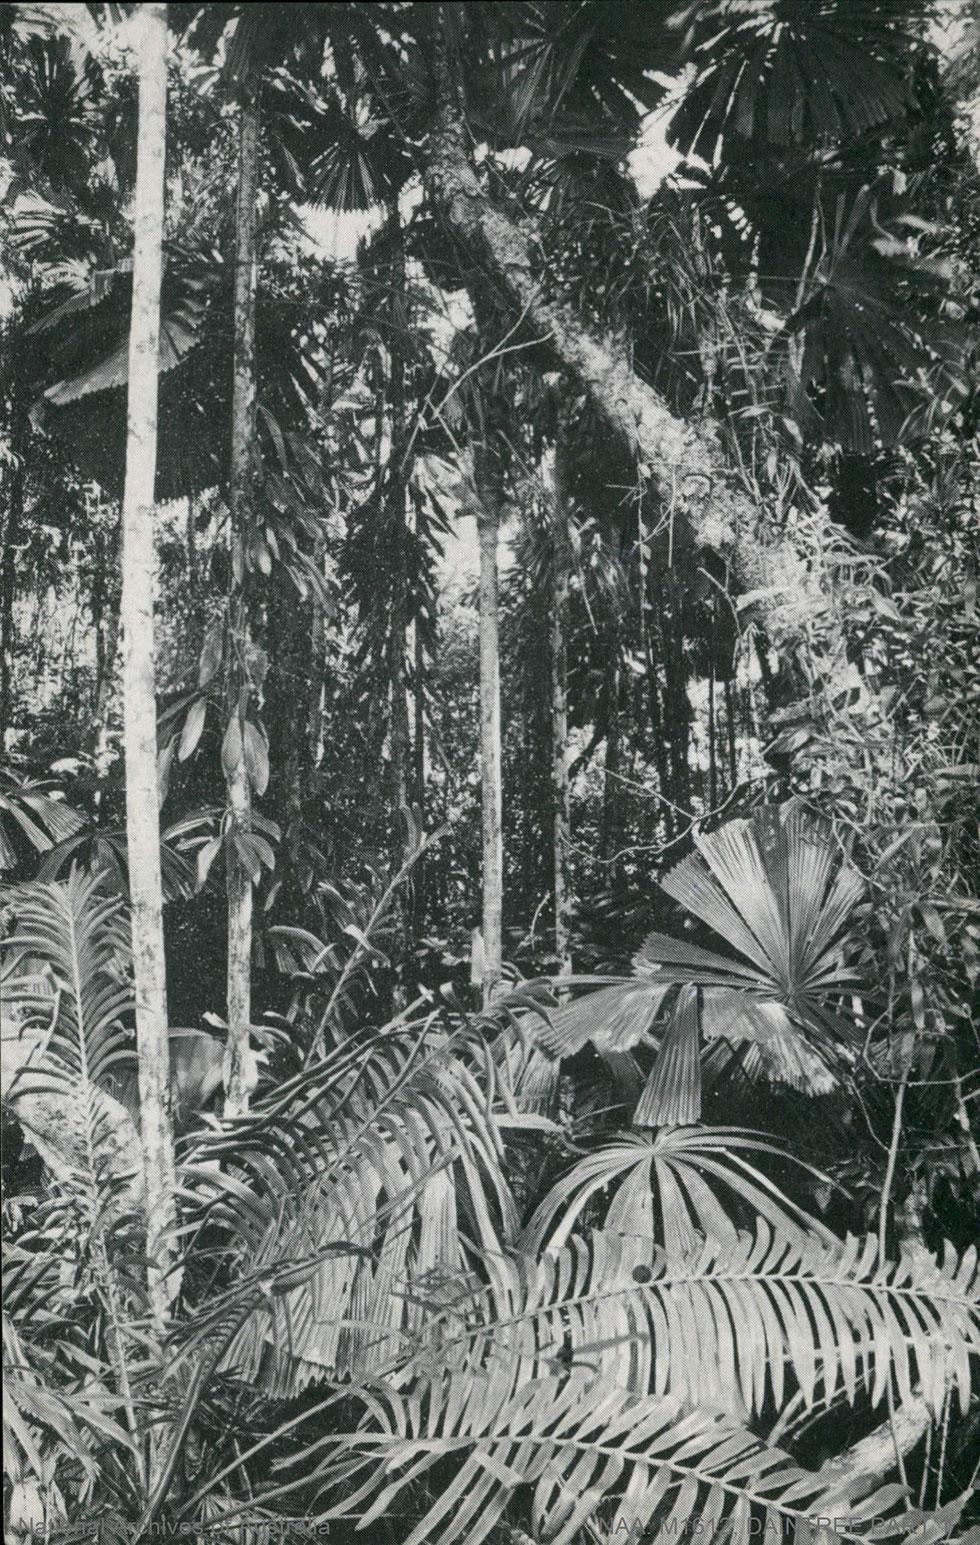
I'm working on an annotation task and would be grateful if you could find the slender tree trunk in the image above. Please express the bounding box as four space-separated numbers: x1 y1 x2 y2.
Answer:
549 447 572 978
412 604 426 932
725 673 738 790
389 207 410 834
224 73 260 1118
93 612 121 778
601 658 621 866
389 500 411 841
265 569 313 919
708 660 717 808
666 582 691 818
185 492 198 584
382 209 414 996
390 577 411 818
312 524 329 770
647 651 672 834
388 493 412 1008
93 519 106 708
120 0 176 1329
92 509 122 778
474 464 503 1007
0 394 26 740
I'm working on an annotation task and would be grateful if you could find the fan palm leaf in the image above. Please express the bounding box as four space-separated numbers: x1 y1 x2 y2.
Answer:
670 1 930 164
523 1126 838 1258
519 806 864 1125
0 773 86 872
8 31 104 192
633 807 865 1123
776 188 969 453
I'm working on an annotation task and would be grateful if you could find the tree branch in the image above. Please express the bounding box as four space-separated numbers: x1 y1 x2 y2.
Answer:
820 1400 931 1488
424 93 812 635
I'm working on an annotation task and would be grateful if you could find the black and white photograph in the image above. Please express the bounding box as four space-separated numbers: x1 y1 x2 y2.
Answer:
1 3 979 1542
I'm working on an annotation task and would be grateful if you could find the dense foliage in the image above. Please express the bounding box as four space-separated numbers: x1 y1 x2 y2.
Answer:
1 3 978 1543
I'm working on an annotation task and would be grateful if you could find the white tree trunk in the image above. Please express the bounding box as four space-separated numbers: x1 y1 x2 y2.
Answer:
549 446 572 979
120 0 176 1328
224 74 259 1119
476 499 503 1007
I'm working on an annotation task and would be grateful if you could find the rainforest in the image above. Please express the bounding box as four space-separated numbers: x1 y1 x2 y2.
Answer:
1 4 978 1544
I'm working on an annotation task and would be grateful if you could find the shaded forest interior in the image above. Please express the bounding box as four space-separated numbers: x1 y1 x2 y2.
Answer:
1 5 979 1544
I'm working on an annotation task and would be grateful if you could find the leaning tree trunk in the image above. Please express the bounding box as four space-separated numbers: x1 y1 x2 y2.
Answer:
426 93 808 635
473 446 504 1008
223 71 260 1119
549 445 572 978
119 0 176 1328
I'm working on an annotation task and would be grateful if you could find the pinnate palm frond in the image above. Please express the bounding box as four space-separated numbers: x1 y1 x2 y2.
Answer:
3 1313 97 1488
176 1023 517 1396
271 1373 921 1545
1 873 151 1481
428 1224 979 1421
1 870 142 1203
2 1307 136 1491
1 868 135 1097
259 1202 979 1545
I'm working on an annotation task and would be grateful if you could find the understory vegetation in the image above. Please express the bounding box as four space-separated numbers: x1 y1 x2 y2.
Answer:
1 3 978 1543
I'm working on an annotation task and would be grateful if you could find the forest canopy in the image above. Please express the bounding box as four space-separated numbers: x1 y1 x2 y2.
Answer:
1 4 978 1544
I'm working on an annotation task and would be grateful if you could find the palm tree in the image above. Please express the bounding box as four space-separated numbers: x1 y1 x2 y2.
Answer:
118 0 176 1326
